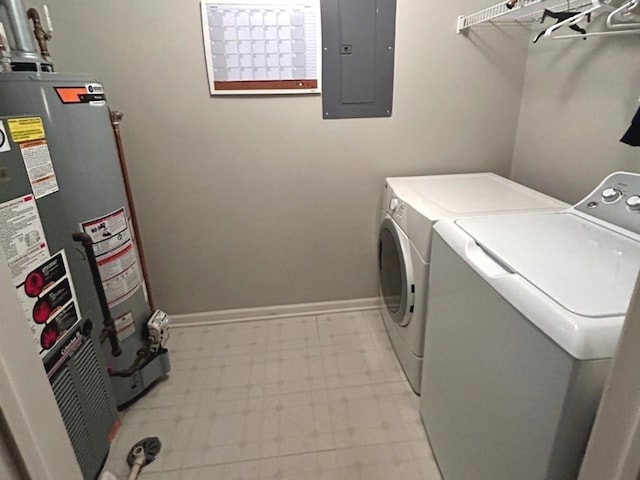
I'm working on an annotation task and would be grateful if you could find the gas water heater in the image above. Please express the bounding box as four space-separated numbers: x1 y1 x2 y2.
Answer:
0 1 170 478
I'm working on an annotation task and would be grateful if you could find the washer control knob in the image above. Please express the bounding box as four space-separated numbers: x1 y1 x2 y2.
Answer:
627 195 640 211
389 198 399 211
602 188 622 202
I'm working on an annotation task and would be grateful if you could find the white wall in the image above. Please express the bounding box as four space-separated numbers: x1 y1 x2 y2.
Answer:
41 0 529 314
511 21 640 203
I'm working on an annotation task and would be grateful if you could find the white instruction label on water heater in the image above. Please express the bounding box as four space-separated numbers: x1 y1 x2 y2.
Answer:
80 207 142 307
19 140 59 199
99 244 142 306
114 310 136 341
0 195 50 284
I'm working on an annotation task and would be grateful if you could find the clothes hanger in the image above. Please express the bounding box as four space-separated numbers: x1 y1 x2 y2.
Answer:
606 0 640 29
542 0 640 39
533 8 592 43
544 0 610 36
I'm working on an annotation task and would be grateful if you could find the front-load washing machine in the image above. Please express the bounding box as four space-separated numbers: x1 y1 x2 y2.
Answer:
378 173 567 393
420 171 640 480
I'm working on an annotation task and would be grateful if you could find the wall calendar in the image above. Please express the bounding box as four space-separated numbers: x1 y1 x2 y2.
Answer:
201 0 321 95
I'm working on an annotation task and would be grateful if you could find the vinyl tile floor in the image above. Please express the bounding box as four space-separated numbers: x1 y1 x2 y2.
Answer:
101 310 442 479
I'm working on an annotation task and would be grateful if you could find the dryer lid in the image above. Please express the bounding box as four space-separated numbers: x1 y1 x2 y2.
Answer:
456 212 640 318
387 173 567 220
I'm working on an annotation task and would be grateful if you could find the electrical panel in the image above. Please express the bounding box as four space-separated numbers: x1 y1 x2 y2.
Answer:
321 0 397 119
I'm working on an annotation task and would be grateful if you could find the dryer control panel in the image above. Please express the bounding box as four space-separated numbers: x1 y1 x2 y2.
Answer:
383 183 408 227
575 171 640 235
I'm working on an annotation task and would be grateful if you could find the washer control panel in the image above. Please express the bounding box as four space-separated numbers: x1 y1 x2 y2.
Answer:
575 171 640 235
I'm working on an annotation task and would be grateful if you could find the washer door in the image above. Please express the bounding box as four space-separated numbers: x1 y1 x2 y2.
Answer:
378 216 414 327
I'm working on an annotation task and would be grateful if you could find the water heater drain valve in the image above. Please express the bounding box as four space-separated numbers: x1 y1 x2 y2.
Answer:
147 310 170 353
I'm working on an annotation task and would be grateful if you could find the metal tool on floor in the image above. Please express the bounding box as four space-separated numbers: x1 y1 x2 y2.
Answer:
127 437 162 480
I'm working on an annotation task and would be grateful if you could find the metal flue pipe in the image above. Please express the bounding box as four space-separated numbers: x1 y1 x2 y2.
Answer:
0 0 46 64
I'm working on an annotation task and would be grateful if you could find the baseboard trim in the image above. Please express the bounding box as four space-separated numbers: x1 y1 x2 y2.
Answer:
170 297 381 328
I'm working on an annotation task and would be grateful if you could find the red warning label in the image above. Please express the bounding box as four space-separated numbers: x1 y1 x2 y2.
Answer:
54 84 106 104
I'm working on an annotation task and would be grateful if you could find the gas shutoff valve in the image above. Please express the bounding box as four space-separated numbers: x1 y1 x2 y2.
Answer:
147 310 170 353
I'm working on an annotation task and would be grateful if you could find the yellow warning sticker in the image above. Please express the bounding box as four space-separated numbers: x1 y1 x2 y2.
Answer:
8 117 45 143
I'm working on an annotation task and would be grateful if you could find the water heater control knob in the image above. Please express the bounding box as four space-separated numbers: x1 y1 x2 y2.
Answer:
601 188 622 203
389 198 399 211
626 195 640 211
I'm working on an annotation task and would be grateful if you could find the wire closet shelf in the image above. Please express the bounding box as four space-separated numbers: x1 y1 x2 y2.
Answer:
456 0 630 34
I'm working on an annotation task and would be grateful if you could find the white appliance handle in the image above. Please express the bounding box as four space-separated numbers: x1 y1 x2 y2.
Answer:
435 220 512 279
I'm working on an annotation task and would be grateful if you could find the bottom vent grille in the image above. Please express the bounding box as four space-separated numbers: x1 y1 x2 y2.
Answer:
47 321 118 480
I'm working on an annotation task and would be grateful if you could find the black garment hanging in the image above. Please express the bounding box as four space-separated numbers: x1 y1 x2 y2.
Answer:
533 9 592 43
621 106 640 147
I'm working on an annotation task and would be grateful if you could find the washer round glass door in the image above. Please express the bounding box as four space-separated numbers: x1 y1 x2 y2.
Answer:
378 216 413 326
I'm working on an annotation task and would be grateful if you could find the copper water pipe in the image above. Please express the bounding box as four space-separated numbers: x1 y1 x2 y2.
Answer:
26 7 50 59
109 110 156 310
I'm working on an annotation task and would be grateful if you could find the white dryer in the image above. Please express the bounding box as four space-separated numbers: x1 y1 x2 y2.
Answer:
420 171 640 480
378 173 567 393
